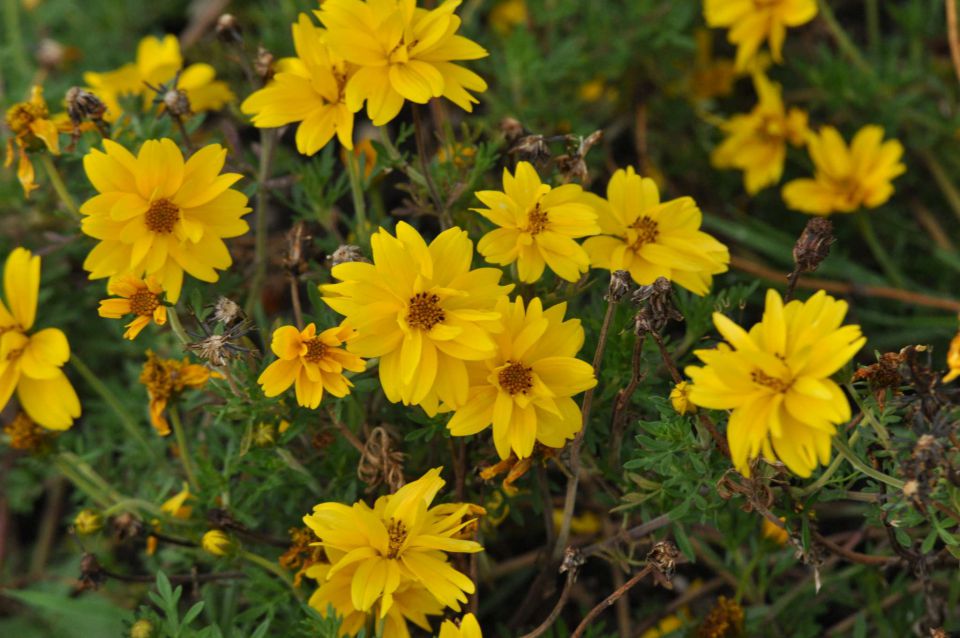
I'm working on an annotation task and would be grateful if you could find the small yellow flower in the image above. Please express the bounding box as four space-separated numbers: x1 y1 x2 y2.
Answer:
711 72 808 194
640 615 684 638
704 0 818 70
140 351 215 436
160 483 193 518
761 517 789 545
550 509 601 536
3 412 53 451
782 125 906 215
439 613 483 638
685 289 866 477
4 86 61 197
473 161 600 282
489 0 527 35
0 248 81 430
944 330 960 383
129 619 154 638
670 381 696 415
318 0 488 125
74 509 104 535
201 530 234 556
97 275 167 340
583 167 729 295
242 14 355 154
257 323 365 409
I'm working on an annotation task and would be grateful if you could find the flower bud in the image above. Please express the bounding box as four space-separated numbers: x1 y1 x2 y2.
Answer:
201 529 234 557
669 381 696 415
130 619 154 638
792 217 834 275
74 509 104 535
215 14 242 44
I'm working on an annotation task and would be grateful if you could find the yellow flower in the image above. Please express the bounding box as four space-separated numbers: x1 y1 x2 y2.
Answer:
306 562 445 638
685 289 866 477
97 275 167 340
74 509 104 535
84 35 234 121
446 296 596 459
704 0 818 70
0 248 81 430
322 222 512 413
781 125 906 215
303 467 482 617
3 412 52 451
761 517 789 545
944 329 960 383
669 381 696 415
583 167 729 295
711 72 808 194
550 509 601 536
140 351 215 436
257 323 365 409
160 483 193 518
241 14 355 153
201 530 234 556
640 615 684 638
129 619 154 638
318 0 488 125
473 162 600 283
80 139 250 302
489 0 527 35
439 613 482 638
4 86 61 197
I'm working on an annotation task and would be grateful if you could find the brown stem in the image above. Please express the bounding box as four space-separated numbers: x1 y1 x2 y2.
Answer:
173 115 195 154
610 336 645 466
324 406 366 455
289 273 304 330
570 566 655 638
582 514 672 558
948 0 960 88
813 531 898 566
632 577 725 637
29 476 65 577
518 567 578 638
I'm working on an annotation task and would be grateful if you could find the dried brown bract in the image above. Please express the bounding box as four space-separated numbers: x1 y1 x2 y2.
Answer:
792 217 834 274
632 277 682 335
328 244 369 267
215 14 242 44
77 553 107 591
647 540 680 579
606 269 632 303
255 46 276 83
357 425 406 492
555 129 603 184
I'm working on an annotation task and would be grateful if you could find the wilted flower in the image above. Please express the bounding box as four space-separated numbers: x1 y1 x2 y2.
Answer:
4 86 61 197
140 351 216 436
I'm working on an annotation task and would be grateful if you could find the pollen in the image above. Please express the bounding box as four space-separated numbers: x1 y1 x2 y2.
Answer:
498 360 534 395
629 216 659 250
303 337 327 363
523 203 549 235
145 198 180 234
406 292 445 330
386 518 407 559
129 289 160 316
750 368 791 393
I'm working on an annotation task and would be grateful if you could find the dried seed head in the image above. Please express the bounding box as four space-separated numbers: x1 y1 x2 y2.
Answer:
212 296 243 325
509 134 550 165
65 87 107 126
647 540 680 578
215 13 242 44
556 130 603 184
328 244 369 267
255 46 276 82
500 117 525 145
632 277 682 335
792 217 834 275
36 38 66 69
162 88 192 117
606 269 632 302
111 512 144 541
560 546 585 575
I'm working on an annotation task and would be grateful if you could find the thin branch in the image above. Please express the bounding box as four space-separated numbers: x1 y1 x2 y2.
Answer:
947 0 960 88
570 566 655 638
518 566 578 638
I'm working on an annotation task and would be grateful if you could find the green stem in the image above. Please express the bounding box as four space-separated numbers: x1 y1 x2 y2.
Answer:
70 354 156 458
865 0 880 54
246 129 277 316
921 151 960 223
39 154 80 218
345 150 370 247
845 383 891 449
831 438 904 490
170 406 200 492
167 306 190 346
856 213 905 287
240 550 302 601
53 454 112 509
799 429 862 496
817 0 873 74
3 0 29 85
377 126 428 186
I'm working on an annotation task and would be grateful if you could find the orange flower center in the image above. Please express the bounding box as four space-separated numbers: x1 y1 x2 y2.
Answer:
145 198 180 234
498 360 533 395
751 368 791 393
129 289 160 316
303 337 327 363
523 202 549 236
406 292 445 330
5 101 47 135
386 518 407 559
629 216 659 251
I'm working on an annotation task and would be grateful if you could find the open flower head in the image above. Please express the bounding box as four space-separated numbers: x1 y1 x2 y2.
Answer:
0 248 81 430
80 139 250 302
257 323 365 409
140 351 216 436
84 35 234 121
711 72 808 194
473 161 600 283
447 296 596 460
322 222 513 414
97 275 167 340
439 613 483 638
303 467 482 618
782 125 906 215
583 167 729 295
704 0 818 70
4 86 61 197
318 0 488 125
685 289 866 477
241 14 355 154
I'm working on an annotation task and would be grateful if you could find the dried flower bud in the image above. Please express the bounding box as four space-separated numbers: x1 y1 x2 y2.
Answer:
328 244 369 267
212 296 243 325
66 87 108 126
162 88 192 118
201 529 235 556
555 130 603 184
74 509 104 535
255 46 276 82
500 117 525 144
130 619 155 638
36 38 66 70
792 217 834 275
509 134 550 165
606 269 632 302
559 546 585 575
697 596 745 638
78 553 107 591
632 277 682 335
647 540 680 578
215 13 242 44
111 512 144 541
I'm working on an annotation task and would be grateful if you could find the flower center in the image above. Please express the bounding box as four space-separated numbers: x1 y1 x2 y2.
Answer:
5 102 47 135
498 360 534 395
523 202 549 236
629 216 659 250
406 292 445 330
750 368 791 393
303 337 327 363
386 518 407 559
129 289 160 316
145 198 180 234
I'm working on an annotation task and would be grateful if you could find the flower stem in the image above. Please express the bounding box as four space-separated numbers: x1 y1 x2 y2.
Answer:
39 154 80 219
240 550 302 601
799 429 862 497
246 129 277 317
921 150 960 223
377 126 427 187
411 104 449 227
845 383 891 449
856 213 905 288
53 454 113 509
167 306 190 346
817 0 873 74
345 150 369 247
831 437 904 490
169 406 200 492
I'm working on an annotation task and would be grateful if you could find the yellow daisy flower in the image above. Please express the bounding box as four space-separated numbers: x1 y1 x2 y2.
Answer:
711 72 808 194
583 167 729 295
84 34 234 121
685 289 867 477
80 139 251 302
317 0 488 125
241 14 356 154
257 323 365 409
97 275 167 340
446 296 595 460
0 248 81 430
4 86 61 197
781 125 906 215
704 0 818 70
472 161 600 283
303 467 483 618
139 351 215 436
439 613 483 638
945 329 960 384
322 222 512 413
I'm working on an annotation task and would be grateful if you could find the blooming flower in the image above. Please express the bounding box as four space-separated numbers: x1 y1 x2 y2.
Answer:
4 86 61 197
781 126 906 215
80 139 250 302
583 167 729 295
97 275 167 340
446 296 596 459
711 72 808 194
84 34 234 121
439 613 483 638
257 323 365 409
704 0 818 70
944 330 960 383
0 248 81 430
241 14 355 154
139 351 215 436
685 289 866 477
472 161 600 282
303 467 482 618
74 509 104 535
317 0 488 125
322 222 512 413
